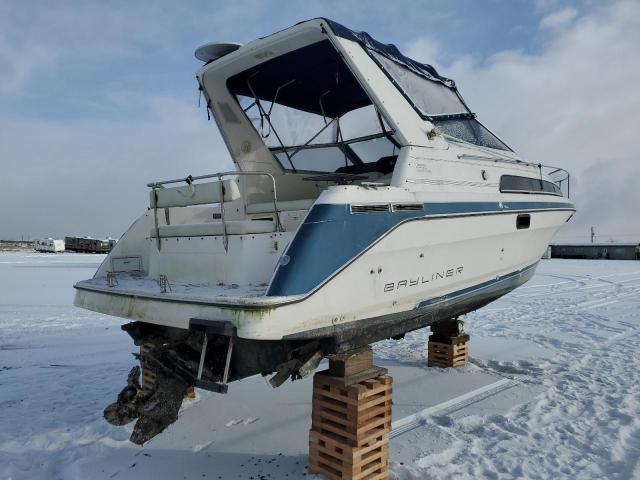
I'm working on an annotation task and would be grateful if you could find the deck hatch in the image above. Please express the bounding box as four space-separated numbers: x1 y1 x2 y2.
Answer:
349 203 391 214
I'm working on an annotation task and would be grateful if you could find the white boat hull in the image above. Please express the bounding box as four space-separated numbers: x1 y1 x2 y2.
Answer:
75 204 572 341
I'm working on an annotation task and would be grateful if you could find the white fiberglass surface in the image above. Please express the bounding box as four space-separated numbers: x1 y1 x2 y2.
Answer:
80 272 268 300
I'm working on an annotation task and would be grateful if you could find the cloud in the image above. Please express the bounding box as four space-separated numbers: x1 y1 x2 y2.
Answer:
539 7 579 30
405 38 443 70
0 2 172 95
0 1 240 239
0 93 231 239
0 42 58 95
407 0 640 241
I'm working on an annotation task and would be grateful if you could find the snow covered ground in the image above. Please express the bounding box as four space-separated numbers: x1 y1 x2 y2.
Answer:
1 252 639 479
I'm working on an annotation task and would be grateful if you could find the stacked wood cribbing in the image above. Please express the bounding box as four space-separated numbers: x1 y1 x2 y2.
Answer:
309 373 392 480
427 334 469 368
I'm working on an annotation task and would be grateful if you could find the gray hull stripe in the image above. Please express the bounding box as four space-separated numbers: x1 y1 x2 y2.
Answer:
283 261 539 342
417 262 538 309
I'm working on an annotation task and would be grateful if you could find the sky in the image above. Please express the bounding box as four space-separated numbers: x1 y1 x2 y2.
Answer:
0 0 638 242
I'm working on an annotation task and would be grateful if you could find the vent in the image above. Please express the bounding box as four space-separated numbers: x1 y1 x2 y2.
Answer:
350 203 391 214
392 203 424 212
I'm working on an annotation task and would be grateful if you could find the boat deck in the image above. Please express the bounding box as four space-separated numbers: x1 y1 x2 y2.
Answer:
75 273 271 306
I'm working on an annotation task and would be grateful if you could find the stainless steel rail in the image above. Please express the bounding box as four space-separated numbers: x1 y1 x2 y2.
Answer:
149 171 282 252
545 167 570 198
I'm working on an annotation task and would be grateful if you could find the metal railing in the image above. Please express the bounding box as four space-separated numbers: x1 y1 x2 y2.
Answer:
544 166 570 198
149 171 282 251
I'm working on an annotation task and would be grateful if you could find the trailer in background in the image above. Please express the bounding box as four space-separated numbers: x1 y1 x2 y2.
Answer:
64 236 117 253
550 243 640 260
33 238 65 253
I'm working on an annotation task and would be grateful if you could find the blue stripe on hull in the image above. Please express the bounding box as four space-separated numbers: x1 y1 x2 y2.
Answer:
267 201 574 296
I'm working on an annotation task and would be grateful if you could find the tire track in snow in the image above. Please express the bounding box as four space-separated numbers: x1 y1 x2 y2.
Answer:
411 264 640 479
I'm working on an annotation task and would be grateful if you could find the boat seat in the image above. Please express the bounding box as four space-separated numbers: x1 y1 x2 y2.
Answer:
150 180 241 208
245 198 315 214
335 155 397 176
150 220 275 238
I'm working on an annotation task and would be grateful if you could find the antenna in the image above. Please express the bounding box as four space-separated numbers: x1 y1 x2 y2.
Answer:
194 42 242 63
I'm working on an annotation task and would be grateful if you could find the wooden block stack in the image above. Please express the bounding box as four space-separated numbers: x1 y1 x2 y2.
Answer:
427 334 469 368
309 346 392 480
327 346 387 386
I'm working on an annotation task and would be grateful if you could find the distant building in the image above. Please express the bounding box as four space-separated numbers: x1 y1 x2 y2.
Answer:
550 243 640 260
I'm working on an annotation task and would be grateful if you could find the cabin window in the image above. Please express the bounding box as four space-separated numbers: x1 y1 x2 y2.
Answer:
227 40 399 175
368 50 510 151
236 95 337 150
273 147 349 173
430 118 510 151
371 51 467 116
500 175 562 196
349 136 396 164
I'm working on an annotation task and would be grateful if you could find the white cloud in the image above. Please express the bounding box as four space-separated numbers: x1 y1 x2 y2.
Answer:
0 2 178 94
539 7 579 30
405 38 442 69
408 0 640 241
0 93 231 239
0 2 238 239
0 42 58 95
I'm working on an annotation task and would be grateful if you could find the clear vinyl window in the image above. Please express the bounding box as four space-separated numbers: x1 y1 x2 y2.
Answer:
369 50 511 152
227 40 399 175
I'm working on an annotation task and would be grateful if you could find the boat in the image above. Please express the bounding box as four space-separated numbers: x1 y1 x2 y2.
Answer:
73 18 575 443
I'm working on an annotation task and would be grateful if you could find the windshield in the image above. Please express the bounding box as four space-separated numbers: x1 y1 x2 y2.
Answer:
371 51 468 117
227 40 398 174
368 50 511 151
